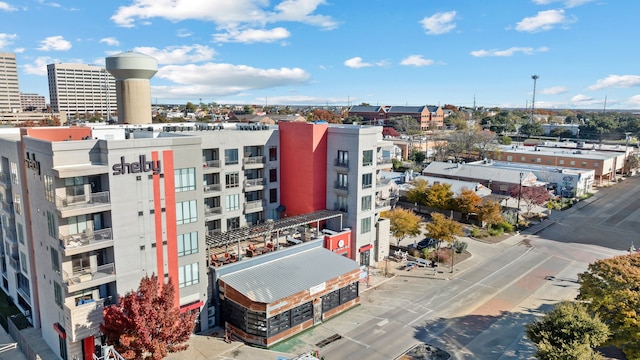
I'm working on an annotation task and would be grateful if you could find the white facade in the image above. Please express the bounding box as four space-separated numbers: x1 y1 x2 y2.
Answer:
47 63 117 119
0 52 20 113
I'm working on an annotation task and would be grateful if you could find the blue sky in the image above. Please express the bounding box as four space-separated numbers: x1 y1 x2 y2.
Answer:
2 0 639 109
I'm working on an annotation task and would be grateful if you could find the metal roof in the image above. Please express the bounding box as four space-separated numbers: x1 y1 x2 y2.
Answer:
423 161 536 185
218 246 359 303
205 210 343 249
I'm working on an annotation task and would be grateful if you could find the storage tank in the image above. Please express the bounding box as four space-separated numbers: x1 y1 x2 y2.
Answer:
106 52 158 124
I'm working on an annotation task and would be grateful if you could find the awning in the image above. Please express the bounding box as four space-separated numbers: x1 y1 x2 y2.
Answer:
53 322 66 339
180 300 204 313
359 244 373 252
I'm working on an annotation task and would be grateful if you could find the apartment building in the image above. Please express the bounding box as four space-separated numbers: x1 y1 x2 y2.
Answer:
20 93 47 111
0 120 393 359
0 52 20 113
347 105 444 130
47 63 116 119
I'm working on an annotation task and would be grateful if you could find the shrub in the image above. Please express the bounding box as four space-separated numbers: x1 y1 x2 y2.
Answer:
453 240 468 253
488 227 503 236
495 221 514 233
427 248 450 264
470 227 480 237
421 248 431 259
408 248 421 258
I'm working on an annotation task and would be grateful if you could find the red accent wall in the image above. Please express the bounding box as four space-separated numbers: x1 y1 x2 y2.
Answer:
279 121 328 216
20 127 92 141
152 151 164 288
324 231 351 257
82 337 95 360
162 150 179 308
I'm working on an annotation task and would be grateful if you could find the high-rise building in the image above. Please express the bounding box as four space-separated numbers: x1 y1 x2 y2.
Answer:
20 92 47 111
0 52 20 113
47 63 116 119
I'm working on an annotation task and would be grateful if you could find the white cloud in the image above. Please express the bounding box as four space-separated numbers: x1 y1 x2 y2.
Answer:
344 57 372 69
257 94 347 105
99 37 120 46
470 46 548 57
13 47 24 53
571 94 594 102
37 35 72 51
587 75 640 91
420 11 457 35
176 28 192 38
132 45 215 65
23 56 56 76
515 9 574 32
627 95 640 107
155 63 310 97
532 0 593 8
213 27 290 43
400 55 435 67
0 2 17 11
110 0 337 39
0 33 17 49
541 86 568 95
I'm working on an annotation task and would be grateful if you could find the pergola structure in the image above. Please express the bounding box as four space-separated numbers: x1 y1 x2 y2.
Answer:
205 210 344 252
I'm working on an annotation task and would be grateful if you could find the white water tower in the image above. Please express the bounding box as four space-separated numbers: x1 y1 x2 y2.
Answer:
106 52 158 124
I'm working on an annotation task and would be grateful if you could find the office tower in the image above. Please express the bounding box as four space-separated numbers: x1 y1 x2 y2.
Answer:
0 52 20 113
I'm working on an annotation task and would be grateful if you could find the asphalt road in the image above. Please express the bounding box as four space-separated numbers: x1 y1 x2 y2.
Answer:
306 177 637 360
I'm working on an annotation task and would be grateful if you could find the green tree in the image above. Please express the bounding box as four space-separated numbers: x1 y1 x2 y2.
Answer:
578 253 640 359
519 122 545 137
525 301 610 360
406 179 429 212
412 151 426 164
185 102 197 113
381 208 423 246
425 183 454 210
424 212 463 244
101 274 197 360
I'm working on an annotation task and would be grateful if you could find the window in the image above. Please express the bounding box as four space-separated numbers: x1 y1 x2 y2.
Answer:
54 282 63 309
47 211 56 238
177 232 198 256
20 251 27 274
269 146 277 161
225 172 239 188
337 150 349 166
178 263 199 288
176 200 197 225
582 162 587 167
9 162 18 185
227 217 240 230
65 177 84 197
224 149 238 165
536 158 541 163
68 215 88 235
594 163 599 168
337 173 348 189
362 150 373 166
570 161 575 166
362 173 372 189
546 160 552 165
269 168 277 182
361 195 372 211
520 156 526 161
336 195 348 212
225 194 240 211
361 217 371 234
269 188 277 204
360 250 370 266
13 194 21 215
559 160 565 165
17 223 24 244
51 248 60 274
174 168 196 192
44 175 54 202
506 156 513 161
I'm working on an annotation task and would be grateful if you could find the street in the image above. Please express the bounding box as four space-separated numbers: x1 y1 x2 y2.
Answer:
273 177 638 359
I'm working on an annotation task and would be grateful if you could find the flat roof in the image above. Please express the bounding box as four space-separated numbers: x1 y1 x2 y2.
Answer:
219 246 359 303
499 145 620 160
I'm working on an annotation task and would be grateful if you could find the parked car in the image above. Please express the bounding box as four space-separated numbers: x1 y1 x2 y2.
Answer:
410 237 437 250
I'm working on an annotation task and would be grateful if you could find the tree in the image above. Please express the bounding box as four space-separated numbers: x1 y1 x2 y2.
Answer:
381 208 422 246
386 115 420 134
577 253 640 359
425 183 454 210
454 188 482 218
519 122 545 137
412 151 426 164
406 179 429 212
476 200 503 229
184 102 197 113
511 185 550 215
101 274 197 360
424 213 463 244
525 301 610 360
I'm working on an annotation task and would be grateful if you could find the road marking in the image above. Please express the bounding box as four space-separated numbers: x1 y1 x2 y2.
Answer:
377 319 389 327
404 309 434 328
340 335 370 349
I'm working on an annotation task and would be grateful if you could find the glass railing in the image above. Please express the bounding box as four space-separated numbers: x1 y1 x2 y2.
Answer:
55 191 110 210
59 227 113 249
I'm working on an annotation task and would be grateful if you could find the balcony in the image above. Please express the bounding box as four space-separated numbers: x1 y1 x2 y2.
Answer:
55 191 110 217
244 200 265 214
375 198 391 210
8 256 19 271
203 159 221 169
62 263 116 293
64 297 113 342
333 181 349 193
243 156 265 169
204 184 222 193
1 201 13 215
207 229 221 237
3 227 17 244
0 173 10 188
59 228 114 256
334 159 349 170
376 157 394 168
244 178 265 190
204 206 222 218
333 202 348 213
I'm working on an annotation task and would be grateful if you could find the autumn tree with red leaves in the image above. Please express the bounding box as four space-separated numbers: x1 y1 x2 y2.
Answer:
510 185 550 216
101 274 197 360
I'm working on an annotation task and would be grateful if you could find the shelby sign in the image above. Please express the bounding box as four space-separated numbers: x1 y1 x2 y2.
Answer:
112 155 161 176
25 152 41 175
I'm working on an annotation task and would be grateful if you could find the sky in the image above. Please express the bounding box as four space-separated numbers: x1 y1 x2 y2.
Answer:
1 0 640 110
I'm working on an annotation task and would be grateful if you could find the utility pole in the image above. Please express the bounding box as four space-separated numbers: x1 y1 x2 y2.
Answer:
530 75 539 123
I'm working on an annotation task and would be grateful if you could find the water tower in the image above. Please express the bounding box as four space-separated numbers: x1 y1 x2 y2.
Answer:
105 51 158 124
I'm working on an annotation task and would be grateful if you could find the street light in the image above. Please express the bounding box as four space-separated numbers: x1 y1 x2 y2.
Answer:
517 172 524 229
624 132 632 176
530 75 539 123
